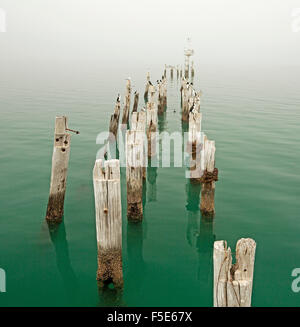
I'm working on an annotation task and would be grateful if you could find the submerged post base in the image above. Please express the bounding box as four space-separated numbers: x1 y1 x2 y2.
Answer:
200 181 215 218
127 202 143 223
46 192 66 223
97 248 123 289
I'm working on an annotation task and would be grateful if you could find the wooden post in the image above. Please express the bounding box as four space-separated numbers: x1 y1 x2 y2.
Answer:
109 96 121 140
46 116 71 224
121 78 132 125
200 137 218 217
162 76 167 109
191 61 195 78
194 92 201 112
170 66 174 79
158 81 165 115
184 56 189 78
144 72 150 100
164 65 167 78
181 81 191 122
131 110 147 180
126 131 144 221
148 84 156 104
158 76 167 114
132 92 139 113
131 111 146 132
146 102 158 158
213 238 256 307
93 159 123 288
180 77 185 104
188 112 204 181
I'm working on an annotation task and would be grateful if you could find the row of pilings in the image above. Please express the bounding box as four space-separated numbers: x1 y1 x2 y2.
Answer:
44 65 256 306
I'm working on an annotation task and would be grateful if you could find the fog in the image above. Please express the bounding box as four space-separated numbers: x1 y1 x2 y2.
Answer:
0 0 299 71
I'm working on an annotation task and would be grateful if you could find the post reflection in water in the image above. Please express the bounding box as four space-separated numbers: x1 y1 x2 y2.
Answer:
185 182 201 247
158 112 167 133
47 221 79 304
97 282 125 307
147 159 158 203
126 222 146 303
185 181 216 306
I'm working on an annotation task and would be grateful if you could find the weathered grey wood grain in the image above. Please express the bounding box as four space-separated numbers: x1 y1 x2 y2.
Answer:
46 116 71 223
93 159 123 288
214 239 256 307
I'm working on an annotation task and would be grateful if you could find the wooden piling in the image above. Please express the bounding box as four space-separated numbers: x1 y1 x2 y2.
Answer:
131 110 147 180
158 76 167 114
146 100 158 158
109 96 121 140
93 159 123 288
121 78 132 125
184 60 189 79
46 116 71 224
158 80 166 115
188 112 204 181
191 61 195 78
148 84 156 104
200 137 218 217
181 80 191 121
144 72 150 100
213 238 256 307
194 92 201 112
126 131 145 221
132 92 139 113
131 111 146 132
170 67 174 79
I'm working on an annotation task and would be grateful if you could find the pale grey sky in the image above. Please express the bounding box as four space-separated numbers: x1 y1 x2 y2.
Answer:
0 0 300 68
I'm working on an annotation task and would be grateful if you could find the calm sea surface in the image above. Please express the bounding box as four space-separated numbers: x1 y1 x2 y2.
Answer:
0 63 299 306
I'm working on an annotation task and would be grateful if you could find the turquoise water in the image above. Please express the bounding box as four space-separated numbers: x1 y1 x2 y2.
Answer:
0 63 300 307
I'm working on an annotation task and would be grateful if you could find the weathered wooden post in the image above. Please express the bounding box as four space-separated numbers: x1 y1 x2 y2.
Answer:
184 57 189 78
146 99 158 158
144 72 150 100
132 92 139 113
170 66 174 79
148 83 156 104
191 61 195 78
188 112 204 181
126 131 144 221
200 137 218 217
180 77 185 104
121 78 132 125
164 65 167 78
214 238 256 307
162 76 167 109
181 81 191 122
93 159 123 288
46 116 71 224
194 92 201 112
131 111 147 180
131 111 146 132
158 81 164 115
109 95 121 140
